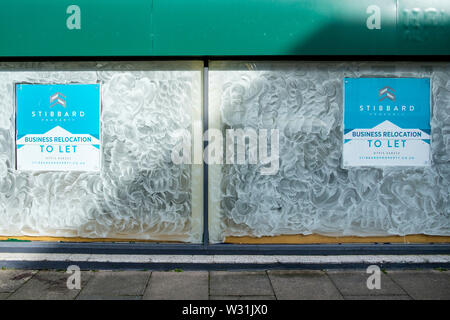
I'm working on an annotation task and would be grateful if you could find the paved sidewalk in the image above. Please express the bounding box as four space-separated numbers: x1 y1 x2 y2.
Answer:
0 269 448 300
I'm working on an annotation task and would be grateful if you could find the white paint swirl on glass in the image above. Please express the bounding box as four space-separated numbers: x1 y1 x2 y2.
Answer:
209 61 449 242
0 62 203 242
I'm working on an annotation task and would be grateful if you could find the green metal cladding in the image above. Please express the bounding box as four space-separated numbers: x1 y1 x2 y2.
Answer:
0 0 449 56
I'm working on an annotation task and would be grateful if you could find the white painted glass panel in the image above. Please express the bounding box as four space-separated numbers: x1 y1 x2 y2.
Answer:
209 61 449 242
0 61 203 242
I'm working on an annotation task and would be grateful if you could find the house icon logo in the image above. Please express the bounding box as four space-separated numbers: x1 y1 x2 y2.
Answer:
378 86 395 102
50 92 66 108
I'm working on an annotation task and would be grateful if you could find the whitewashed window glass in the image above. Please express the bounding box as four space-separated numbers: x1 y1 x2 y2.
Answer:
208 61 450 243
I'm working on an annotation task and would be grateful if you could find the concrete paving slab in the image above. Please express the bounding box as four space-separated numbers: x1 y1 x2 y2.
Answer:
1 268 448 300
236 295 276 300
388 270 450 300
77 271 150 299
210 295 276 300
210 271 273 297
0 270 36 293
327 270 405 296
8 270 91 300
268 270 343 300
344 295 411 300
143 271 208 300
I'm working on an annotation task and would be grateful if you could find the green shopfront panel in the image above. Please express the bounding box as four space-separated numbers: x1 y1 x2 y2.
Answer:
1 0 450 56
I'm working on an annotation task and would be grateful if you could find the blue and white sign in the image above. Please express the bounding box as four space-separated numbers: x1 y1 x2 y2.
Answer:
343 78 430 167
16 84 100 171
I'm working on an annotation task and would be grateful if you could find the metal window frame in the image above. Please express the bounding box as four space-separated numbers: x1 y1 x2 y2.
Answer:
1 241 450 255
0 56 449 256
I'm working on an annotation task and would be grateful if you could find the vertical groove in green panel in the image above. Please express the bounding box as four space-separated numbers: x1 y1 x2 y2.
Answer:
151 0 154 54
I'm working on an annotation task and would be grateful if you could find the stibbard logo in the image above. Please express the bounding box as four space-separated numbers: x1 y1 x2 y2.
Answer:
378 86 395 102
359 86 414 113
50 92 66 108
31 93 85 119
